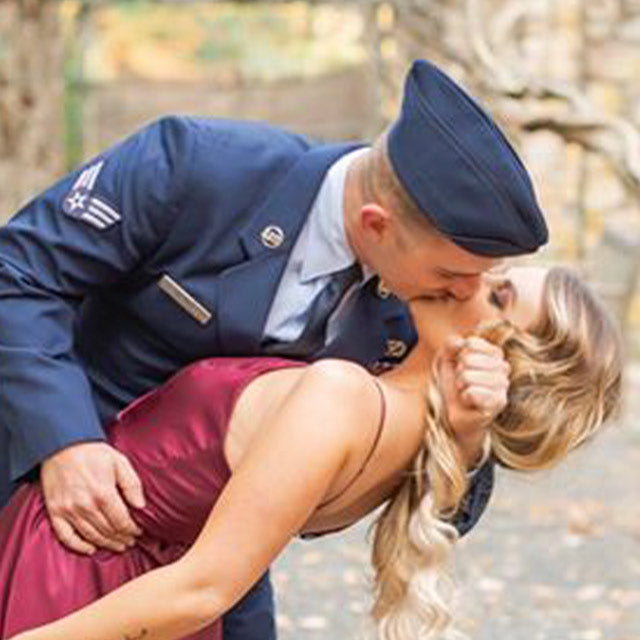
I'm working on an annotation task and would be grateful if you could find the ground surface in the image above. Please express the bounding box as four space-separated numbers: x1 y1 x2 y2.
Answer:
272 369 640 640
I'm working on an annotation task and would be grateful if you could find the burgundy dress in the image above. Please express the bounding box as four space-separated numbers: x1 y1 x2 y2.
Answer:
0 357 386 639
0 358 309 639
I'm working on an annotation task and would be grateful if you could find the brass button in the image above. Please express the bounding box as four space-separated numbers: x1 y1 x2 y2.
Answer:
385 338 407 359
260 225 285 249
369 360 395 374
377 279 391 299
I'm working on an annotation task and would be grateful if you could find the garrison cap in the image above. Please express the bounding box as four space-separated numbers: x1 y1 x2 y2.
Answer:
387 59 548 256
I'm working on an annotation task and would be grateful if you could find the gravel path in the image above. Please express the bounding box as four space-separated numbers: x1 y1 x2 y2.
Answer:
272 371 640 640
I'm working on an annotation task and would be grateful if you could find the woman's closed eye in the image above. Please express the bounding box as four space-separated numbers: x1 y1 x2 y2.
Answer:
489 289 504 309
488 281 513 310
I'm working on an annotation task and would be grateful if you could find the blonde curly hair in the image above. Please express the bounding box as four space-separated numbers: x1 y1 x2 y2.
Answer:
368 266 623 639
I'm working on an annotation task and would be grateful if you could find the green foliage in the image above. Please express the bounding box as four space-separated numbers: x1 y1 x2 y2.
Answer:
73 2 364 82
115 0 149 17
195 8 293 65
196 14 244 61
63 14 86 170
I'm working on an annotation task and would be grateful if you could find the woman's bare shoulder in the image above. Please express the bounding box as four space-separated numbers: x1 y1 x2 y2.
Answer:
303 359 375 396
291 359 382 434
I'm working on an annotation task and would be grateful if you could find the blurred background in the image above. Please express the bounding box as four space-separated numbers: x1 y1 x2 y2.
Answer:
1 1 639 638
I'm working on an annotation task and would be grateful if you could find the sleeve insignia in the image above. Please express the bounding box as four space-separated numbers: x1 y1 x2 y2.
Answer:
62 161 121 230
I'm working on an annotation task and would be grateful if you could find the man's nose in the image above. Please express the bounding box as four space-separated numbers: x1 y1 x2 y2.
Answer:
448 275 482 301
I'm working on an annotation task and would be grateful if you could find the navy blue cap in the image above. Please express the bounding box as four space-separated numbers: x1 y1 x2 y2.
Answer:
387 60 548 256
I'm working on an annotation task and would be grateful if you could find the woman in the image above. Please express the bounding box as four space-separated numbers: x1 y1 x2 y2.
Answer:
0 265 622 640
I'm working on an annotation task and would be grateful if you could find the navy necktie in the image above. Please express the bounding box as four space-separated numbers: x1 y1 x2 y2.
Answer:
264 262 363 358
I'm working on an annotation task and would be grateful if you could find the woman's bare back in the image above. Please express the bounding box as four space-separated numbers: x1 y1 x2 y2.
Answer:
224 360 423 536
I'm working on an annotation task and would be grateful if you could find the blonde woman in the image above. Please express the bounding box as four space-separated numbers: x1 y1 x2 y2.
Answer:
0 266 622 640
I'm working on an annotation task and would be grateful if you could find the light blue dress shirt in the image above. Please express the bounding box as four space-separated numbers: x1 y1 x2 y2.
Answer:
263 147 371 344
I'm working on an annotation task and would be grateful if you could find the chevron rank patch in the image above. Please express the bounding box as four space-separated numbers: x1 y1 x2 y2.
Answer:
62 161 121 230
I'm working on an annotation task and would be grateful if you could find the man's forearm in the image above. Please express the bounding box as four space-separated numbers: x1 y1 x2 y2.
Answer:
0 260 106 483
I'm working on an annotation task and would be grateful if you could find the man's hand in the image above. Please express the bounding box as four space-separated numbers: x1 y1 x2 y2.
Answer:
439 335 510 468
41 442 145 555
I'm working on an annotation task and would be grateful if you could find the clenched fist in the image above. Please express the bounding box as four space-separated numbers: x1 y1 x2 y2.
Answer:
439 334 510 469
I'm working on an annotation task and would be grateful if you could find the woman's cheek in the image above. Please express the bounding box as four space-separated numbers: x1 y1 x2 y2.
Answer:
456 302 490 332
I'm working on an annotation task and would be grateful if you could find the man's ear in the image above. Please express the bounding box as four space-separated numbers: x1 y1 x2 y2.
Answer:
359 203 393 243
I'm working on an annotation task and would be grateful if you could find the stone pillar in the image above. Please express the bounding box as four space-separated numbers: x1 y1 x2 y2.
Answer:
0 0 64 222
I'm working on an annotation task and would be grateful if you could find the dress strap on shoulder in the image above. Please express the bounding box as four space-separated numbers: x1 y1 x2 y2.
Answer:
315 376 387 510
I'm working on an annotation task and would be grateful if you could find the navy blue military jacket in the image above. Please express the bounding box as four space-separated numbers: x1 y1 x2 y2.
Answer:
0 116 492 532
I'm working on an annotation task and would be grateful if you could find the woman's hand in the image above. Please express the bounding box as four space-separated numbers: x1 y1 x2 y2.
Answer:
439 334 509 468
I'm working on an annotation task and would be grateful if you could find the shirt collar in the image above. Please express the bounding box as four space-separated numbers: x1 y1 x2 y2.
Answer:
300 147 370 284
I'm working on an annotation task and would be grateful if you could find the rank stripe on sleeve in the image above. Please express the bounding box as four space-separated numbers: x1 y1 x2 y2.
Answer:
62 160 122 231
79 212 110 230
87 197 121 224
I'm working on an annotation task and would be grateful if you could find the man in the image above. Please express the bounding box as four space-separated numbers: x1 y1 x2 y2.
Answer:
0 59 546 637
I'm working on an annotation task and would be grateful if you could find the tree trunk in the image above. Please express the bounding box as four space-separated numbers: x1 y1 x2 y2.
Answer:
0 0 64 222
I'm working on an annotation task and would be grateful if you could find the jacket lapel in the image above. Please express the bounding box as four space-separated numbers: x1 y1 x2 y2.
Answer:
317 278 416 364
215 142 364 355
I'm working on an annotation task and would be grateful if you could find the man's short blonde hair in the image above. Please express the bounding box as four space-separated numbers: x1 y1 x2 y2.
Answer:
365 130 436 233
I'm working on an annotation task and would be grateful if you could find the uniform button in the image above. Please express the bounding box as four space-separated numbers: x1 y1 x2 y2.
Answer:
369 360 396 374
260 225 285 248
377 280 391 299
385 338 408 359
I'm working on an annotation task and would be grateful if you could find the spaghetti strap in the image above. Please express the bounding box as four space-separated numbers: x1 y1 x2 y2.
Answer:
315 376 387 510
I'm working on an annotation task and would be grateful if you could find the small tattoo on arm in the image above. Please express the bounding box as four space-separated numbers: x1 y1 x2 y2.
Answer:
123 630 148 640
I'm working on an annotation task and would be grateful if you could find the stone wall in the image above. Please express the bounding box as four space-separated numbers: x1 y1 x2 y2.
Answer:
81 66 378 158
371 0 640 343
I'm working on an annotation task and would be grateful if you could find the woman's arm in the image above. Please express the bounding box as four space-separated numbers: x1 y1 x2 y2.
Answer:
13 360 380 640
